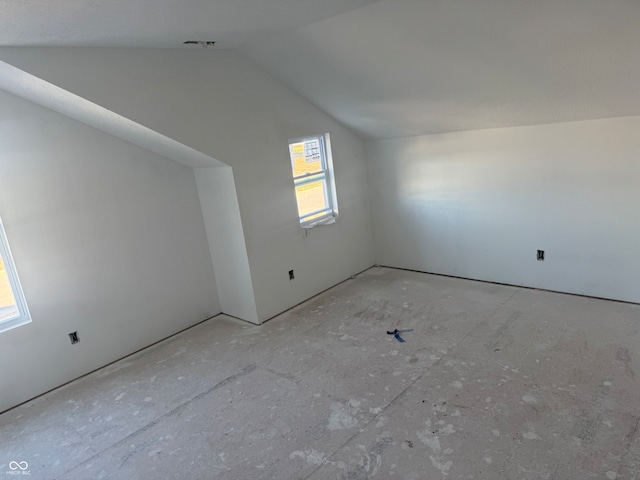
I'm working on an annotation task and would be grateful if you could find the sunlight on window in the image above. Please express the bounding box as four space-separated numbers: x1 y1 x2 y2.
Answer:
289 134 337 226
0 255 18 322
0 217 31 332
295 179 327 218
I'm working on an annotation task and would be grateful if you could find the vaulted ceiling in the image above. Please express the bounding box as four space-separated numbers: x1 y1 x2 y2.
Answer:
3 0 640 139
242 0 640 138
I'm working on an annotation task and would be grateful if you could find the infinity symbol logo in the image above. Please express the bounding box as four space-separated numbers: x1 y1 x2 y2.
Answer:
9 461 28 471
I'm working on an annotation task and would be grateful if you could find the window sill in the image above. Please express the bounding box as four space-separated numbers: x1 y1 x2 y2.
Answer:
0 316 32 334
301 215 337 229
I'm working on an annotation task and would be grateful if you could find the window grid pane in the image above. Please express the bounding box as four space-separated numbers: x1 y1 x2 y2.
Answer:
289 133 336 226
290 137 325 178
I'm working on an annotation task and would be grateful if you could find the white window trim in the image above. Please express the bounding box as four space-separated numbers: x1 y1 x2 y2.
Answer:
0 217 31 333
289 133 339 228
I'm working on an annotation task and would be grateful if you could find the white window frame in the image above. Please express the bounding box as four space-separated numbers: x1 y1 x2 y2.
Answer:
0 217 31 333
289 133 339 228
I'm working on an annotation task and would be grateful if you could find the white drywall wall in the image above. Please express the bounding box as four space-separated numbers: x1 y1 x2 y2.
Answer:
195 167 259 324
0 59 256 324
0 90 220 413
368 116 640 303
0 48 375 322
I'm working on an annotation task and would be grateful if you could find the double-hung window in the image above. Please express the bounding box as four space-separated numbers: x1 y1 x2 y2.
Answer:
0 217 31 332
289 134 338 227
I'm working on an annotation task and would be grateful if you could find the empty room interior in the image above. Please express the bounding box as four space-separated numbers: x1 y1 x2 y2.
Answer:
1 0 640 478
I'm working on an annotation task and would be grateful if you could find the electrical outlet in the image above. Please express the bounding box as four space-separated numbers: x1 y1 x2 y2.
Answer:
68 331 79 344
289 269 295 280
537 250 545 261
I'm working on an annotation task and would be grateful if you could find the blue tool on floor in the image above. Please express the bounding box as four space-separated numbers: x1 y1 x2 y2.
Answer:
386 328 413 342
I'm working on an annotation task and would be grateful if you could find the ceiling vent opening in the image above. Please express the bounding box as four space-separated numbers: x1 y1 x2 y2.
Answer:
183 41 216 48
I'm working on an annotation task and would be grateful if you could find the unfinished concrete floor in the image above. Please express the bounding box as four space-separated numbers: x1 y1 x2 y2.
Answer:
2 267 640 479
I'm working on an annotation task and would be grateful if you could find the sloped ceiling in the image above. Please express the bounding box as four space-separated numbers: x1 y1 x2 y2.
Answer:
0 59 225 168
3 0 640 139
241 0 640 138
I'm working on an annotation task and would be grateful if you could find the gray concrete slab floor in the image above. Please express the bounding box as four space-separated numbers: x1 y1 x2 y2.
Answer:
1 267 640 479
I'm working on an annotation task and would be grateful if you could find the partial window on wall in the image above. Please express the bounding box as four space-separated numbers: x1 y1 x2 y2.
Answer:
288 133 338 227
0 218 31 332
